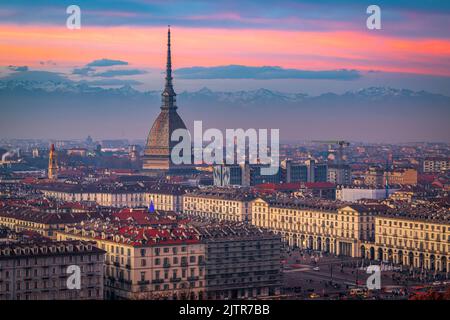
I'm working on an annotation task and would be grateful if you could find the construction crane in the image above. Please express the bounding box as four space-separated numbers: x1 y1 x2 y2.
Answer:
311 140 350 167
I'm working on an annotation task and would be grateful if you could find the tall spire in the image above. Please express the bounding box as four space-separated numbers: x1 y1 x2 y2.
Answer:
162 25 176 110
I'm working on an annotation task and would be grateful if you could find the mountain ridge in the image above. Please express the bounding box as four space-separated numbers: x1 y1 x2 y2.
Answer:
0 79 447 103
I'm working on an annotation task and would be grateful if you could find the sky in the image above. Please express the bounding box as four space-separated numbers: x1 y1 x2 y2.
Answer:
0 0 450 94
0 1 450 142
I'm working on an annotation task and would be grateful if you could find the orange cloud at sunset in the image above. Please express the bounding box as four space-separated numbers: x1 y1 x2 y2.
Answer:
1 24 450 76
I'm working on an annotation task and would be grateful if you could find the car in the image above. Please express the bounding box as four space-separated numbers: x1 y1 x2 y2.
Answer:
350 288 363 296
313 266 320 271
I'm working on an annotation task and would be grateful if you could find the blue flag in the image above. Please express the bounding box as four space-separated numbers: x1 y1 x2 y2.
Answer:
148 200 155 213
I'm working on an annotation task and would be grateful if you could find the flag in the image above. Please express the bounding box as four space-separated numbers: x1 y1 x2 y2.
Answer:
148 200 155 213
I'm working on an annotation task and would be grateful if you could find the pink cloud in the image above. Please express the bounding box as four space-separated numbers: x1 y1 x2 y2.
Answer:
0 24 449 76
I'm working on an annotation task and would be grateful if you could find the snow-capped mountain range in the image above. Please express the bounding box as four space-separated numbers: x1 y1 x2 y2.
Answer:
1 78 449 142
0 79 445 104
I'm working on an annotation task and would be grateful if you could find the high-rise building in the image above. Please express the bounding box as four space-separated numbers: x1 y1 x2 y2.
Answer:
327 164 351 185
285 159 328 183
213 164 249 187
213 163 281 187
143 27 192 174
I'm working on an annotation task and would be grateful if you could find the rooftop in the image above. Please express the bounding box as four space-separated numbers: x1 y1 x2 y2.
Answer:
0 240 105 259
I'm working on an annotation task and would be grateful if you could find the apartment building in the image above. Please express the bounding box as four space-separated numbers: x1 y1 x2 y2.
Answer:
423 158 449 173
363 215 449 272
365 167 418 186
251 195 450 272
0 205 100 239
182 189 256 222
38 183 189 211
56 219 206 300
251 197 387 257
195 222 282 299
0 240 105 300
385 168 418 186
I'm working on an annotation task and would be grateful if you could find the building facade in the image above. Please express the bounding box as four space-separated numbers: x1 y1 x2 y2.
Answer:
285 159 328 183
56 221 206 300
251 197 449 272
182 189 255 222
0 240 105 300
327 164 351 185
196 222 282 299
336 186 399 202
251 198 385 257
423 158 449 173
38 183 187 211
0 206 95 239
361 215 449 272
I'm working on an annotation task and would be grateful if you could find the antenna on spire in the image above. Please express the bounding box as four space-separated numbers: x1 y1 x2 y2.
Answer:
161 24 176 110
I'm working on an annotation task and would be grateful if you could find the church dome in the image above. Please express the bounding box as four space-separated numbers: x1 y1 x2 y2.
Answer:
145 109 187 152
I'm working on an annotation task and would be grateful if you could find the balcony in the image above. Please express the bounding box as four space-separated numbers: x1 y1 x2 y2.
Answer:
170 277 181 283
181 261 188 267
137 280 150 285
187 276 199 281
163 263 171 268
152 279 164 284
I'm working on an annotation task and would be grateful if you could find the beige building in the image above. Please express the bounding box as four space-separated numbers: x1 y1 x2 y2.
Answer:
0 240 105 300
0 206 96 239
364 167 418 187
361 215 449 272
251 198 386 257
252 197 449 272
38 183 187 211
183 189 255 222
423 158 449 173
384 168 417 186
56 220 206 300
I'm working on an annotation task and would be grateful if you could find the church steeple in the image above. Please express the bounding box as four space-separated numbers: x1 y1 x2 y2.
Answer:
162 25 176 110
